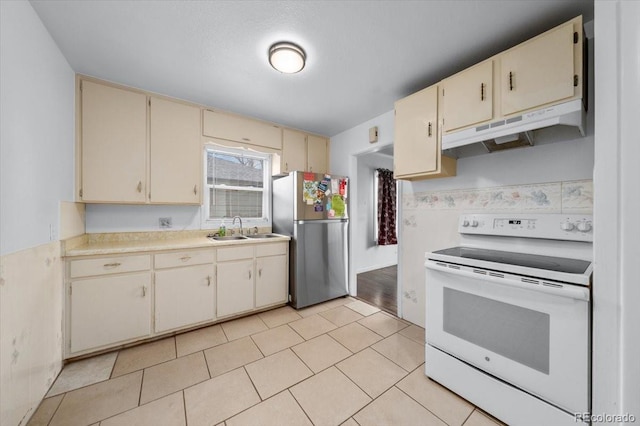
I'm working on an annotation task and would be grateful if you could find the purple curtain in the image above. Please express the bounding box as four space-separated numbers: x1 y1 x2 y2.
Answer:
377 168 397 245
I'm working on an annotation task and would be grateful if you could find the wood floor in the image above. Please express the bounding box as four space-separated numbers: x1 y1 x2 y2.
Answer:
356 265 397 315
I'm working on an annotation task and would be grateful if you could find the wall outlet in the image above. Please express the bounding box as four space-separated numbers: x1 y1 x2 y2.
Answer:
159 217 172 228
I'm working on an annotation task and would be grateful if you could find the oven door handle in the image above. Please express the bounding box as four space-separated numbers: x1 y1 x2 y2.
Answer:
426 262 590 301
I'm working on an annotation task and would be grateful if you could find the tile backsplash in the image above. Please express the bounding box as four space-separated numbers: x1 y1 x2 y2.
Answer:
403 179 592 214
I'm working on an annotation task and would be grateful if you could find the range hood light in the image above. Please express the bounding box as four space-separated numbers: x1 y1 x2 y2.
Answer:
494 134 520 145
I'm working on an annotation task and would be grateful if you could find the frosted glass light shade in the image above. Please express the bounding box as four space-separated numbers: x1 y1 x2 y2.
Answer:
269 42 306 73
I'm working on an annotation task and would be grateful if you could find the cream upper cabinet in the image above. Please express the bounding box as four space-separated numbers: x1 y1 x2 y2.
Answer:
307 135 329 174
149 97 202 204
501 20 578 116
442 60 494 133
394 85 455 179
202 110 282 150
80 80 147 203
281 129 307 173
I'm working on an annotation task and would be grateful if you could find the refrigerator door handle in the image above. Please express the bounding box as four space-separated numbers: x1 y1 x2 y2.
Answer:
296 219 348 224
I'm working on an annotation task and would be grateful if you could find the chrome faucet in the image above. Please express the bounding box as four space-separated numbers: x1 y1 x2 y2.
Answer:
232 216 243 235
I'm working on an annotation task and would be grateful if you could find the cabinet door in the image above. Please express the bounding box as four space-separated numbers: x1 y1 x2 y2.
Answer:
70 273 151 353
394 85 439 176
81 81 147 203
155 264 215 333
442 60 493 132
216 260 254 317
281 129 307 173
307 135 328 174
150 98 202 204
501 22 575 115
256 255 288 308
202 110 282 150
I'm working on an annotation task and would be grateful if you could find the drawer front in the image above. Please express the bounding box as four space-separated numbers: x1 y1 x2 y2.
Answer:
256 242 288 258
154 249 215 269
70 255 151 278
217 245 254 262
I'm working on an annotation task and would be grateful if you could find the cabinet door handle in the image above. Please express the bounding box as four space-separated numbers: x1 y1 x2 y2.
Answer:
103 262 122 268
193 185 197 195
180 256 191 262
285 162 288 171
427 122 432 137
137 181 142 193
207 276 211 286
481 83 485 101
242 137 251 142
258 268 262 278
142 286 147 297
248 270 252 279
509 72 514 91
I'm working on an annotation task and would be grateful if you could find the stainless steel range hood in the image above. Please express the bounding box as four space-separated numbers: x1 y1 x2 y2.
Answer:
442 99 586 153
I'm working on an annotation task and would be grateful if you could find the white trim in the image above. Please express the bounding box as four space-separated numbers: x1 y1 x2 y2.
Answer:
201 144 272 230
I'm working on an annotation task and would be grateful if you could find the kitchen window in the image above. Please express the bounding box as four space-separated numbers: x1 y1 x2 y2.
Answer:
204 146 271 226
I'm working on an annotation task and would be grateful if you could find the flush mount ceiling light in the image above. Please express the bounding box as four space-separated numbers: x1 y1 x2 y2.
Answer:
269 42 306 73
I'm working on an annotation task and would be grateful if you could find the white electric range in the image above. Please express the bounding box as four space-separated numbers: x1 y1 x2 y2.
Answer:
425 214 593 426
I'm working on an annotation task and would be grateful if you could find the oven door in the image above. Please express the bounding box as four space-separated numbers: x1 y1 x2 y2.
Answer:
425 260 590 414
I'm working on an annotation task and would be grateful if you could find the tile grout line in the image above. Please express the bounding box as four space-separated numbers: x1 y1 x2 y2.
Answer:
44 392 66 426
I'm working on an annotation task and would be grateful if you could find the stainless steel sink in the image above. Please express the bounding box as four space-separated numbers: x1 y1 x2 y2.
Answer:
208 235 248 241
246 234 281 239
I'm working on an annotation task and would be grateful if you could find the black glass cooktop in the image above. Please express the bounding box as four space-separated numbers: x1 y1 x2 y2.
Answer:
432 246 591 274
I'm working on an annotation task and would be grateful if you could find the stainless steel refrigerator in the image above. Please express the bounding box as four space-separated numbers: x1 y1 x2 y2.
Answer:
272 171 349 309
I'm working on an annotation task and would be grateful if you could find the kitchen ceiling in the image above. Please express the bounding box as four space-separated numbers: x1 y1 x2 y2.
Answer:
30 0 593 137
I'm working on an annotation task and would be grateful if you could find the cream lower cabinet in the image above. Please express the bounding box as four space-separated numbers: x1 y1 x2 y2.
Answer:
154 250 216 333
216 246 255 318
68 255 152 355
255 243 288 308
217 243 289 317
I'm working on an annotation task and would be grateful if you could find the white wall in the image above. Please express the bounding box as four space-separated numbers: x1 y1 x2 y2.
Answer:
85 204 201 233
0 1 75 256
593 1 640 422
331 110 395 295
0 1 75 424
355 152 397 273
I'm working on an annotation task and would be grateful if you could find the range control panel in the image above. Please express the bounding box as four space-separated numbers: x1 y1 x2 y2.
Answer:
459 214 593 242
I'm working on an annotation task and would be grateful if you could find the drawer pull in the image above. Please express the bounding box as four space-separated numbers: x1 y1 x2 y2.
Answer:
180 256 192 262
103 262 122 268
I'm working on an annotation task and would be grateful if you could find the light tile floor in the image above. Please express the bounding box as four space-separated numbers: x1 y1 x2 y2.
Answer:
29 297 504 426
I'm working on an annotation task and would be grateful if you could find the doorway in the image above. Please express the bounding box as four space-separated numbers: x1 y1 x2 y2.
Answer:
353 146 398 315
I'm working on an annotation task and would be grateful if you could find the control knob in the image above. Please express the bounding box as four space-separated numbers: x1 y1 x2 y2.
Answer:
471 220 479 228
561 221 575 231
577 221 592 232
462 220 470 227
